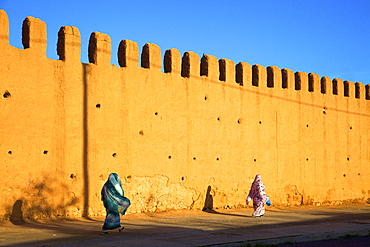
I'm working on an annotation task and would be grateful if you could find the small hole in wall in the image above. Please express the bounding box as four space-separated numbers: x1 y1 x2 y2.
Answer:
181 176 185 181
43 150 48 154
168 156 171 159
127 175 132 179
306 124 309 127
139 130 144 135
154 112 158 115
8 151 12 155
358 173 360 175
322 107 326 114
343 174 346 177
204 96 208 100
306 158 309 161
347 157 350 161
3 91 11 98
217 117 220 121
96 104 101 108
259 121 262 124
112 153 117 157
253 158 257 162
216 157 219 161
237 119 241 124
70 174 76 179
350 126 352 130
193 157 196 160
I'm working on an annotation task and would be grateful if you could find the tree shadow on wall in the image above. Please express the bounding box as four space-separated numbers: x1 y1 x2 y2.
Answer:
6 175 79 224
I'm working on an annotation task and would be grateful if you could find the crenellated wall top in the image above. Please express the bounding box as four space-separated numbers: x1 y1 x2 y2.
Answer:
1 9 369 100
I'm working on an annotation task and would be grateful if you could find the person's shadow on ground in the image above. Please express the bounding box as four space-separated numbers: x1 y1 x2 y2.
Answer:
202 186 250 217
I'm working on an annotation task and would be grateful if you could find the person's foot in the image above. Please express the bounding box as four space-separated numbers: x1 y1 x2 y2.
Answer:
119 226 125 232
100 231 108 235
252 215 263 217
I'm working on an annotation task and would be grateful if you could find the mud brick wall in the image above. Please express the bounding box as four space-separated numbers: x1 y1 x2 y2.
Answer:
1 9 369 219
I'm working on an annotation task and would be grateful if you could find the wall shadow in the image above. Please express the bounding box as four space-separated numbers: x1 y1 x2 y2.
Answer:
82 63 90 219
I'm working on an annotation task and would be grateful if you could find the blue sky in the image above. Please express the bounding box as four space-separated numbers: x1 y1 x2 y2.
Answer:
1 0 369 85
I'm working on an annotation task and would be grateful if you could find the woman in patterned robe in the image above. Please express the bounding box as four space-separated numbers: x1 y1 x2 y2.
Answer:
101 173 131 234
246 174 268 217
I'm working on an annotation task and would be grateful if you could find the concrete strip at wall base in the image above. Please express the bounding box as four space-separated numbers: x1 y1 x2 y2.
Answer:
0 9 369 220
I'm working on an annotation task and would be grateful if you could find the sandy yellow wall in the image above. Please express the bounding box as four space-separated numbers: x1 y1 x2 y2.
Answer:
0 10 369 220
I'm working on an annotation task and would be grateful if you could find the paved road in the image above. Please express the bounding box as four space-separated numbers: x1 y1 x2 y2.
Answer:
0 203 369 246
276 235 370 247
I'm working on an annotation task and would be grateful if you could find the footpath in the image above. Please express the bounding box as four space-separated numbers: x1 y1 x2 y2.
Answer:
0 203 369 247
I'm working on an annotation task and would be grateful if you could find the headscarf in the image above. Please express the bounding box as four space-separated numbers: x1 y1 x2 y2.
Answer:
101 173 130 214
109 173 124 196
248 174 268 202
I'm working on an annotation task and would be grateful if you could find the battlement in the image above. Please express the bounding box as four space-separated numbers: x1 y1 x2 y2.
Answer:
1 9 369 100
